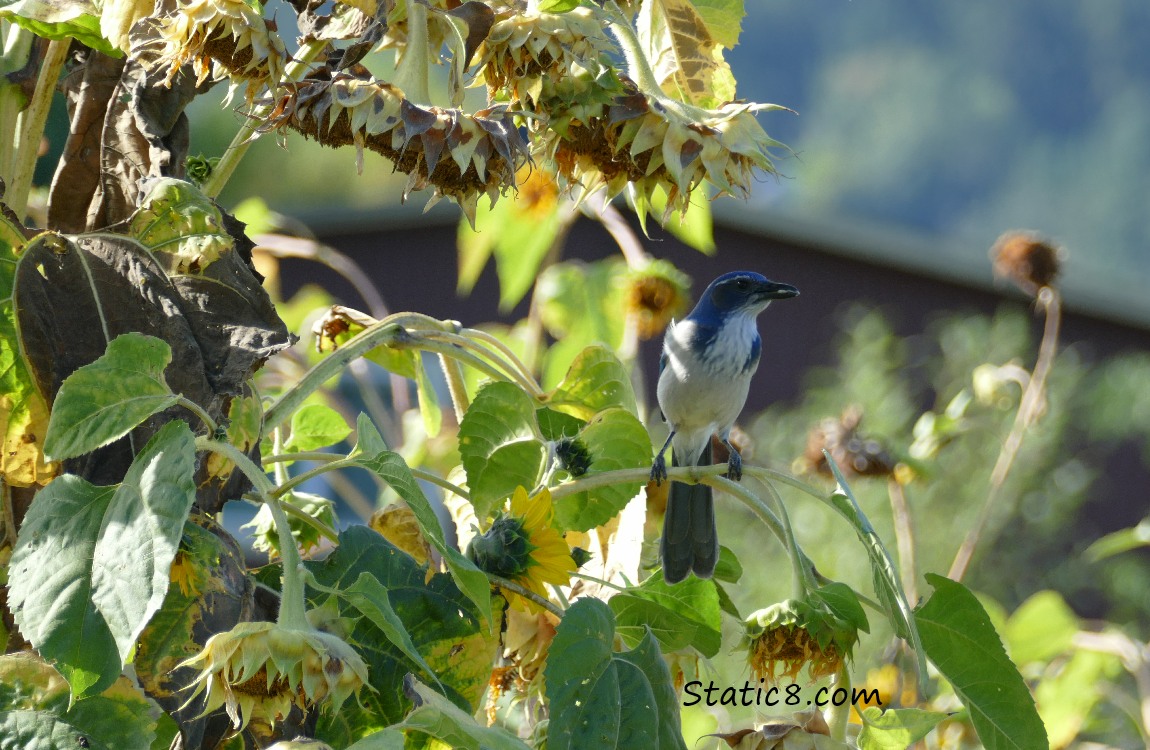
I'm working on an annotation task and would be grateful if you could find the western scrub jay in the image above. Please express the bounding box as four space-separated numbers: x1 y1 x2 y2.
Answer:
651 271 799 583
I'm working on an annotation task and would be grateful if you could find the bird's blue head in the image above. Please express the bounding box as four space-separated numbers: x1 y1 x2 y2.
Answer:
687 271 799 325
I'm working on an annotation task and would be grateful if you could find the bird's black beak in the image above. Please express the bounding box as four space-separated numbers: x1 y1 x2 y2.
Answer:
755 280 800 300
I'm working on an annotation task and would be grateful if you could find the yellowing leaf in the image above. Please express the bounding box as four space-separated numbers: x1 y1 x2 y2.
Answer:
637 0 738 108
0 213 54 487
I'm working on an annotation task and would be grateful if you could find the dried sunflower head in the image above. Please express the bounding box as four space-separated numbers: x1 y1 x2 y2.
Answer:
477 7 616 107
179 621 368 730
625 260 690 339
743 593 863 685
258 73 531 226
138 0 286 103
991 230 1062 297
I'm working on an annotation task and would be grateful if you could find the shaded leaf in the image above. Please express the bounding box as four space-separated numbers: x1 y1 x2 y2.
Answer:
857 707 947 750
310 527 500 728
610 574 721 657
915 574 1048 750
354 452 492 628
614 630 689 750
399 675 530 750
10 423 196 695
545 599 620 750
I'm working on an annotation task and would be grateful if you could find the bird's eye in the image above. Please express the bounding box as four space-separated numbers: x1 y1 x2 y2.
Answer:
735 279 749 290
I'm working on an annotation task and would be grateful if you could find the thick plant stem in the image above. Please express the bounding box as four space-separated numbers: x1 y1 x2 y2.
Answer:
8 38 69 220
265 493 310 630
0 22 34 185
488 574 564 617
949 288 1062 581
826 663 852 742
196 437 312 629
202 39 327 199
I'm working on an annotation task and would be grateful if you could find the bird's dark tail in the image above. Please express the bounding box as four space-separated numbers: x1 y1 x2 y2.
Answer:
661 442 718 584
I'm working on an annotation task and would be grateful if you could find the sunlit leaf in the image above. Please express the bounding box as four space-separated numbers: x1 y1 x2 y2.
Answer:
413 353 443 438
915 574 1048 750
552 408 650 532
0 0 118 56
129 178 233 275
457 381 545 519
545 345 637 420
286 402 352 451
42 333 178 462
1003 590 1077 666
0 207 52 486
10 422 197 696
636 0 738 107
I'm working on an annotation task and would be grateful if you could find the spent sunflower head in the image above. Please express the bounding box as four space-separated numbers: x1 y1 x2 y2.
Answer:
991 230 1062 297
466 487 576 612
179 621 368 730
137 0 286 103
743 590 864 685
258 73 531 227
625 261 691 339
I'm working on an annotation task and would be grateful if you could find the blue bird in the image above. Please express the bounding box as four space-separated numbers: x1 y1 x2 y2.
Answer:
651 271 799 583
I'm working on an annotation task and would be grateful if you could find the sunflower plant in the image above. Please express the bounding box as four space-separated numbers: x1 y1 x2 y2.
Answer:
0 0 1049 748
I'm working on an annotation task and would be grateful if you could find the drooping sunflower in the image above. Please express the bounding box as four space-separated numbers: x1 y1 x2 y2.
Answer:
467 486 576 612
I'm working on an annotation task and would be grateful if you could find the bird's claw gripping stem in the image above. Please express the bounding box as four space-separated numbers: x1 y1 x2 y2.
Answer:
725 448 742 481
651 453 668 484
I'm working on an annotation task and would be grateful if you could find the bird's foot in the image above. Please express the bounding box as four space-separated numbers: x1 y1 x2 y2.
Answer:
725 449 743 482
650 454 668 485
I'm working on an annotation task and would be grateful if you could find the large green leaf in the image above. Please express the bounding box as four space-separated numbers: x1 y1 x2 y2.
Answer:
545 346 637 420
546 598 686 750
90 422 197 661
457 381 545 520
856 707 948 750
399 676 531 750
285 402 352 451
42 333 178 462
613 630 688 750
609 574 721 658
9 477 121 697
309 527 500 730
545 599 620 749
0 0 118 56
9 422 196 695
915 574 1048 750
552 408 651 532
